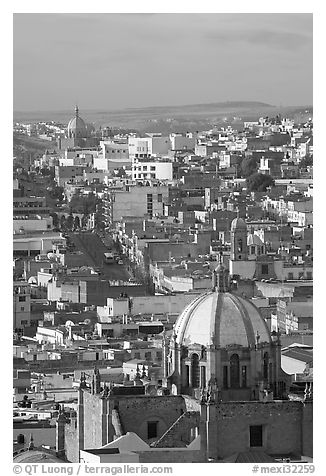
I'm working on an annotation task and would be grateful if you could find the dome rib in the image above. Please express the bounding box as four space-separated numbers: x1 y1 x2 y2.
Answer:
175 291 211 345
227 294 256 347
212 292 222 347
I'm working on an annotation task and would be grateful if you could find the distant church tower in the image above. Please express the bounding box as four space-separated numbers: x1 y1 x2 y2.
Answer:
230 216 248 261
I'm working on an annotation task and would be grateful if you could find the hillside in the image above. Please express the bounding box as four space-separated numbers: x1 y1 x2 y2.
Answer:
13 102 313 135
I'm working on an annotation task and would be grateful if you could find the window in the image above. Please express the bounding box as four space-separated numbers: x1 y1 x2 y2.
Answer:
150 166 155 171
158 193 162 203
261 264 269 275
20 307 25 312
238 239 243 252
143 166 148 171
147 421 158 439
263 353 269 380
19 296 26 302
288 272 294 280
223 366 228 388
241 366 247 387
299 272 304 279
191 353 200 388
250 425 263 447
20 320 28 325
201 366 206 389
306 271 312 279
230 354 240 388
269 362 273 382
134 352 141 359
145 352 151 360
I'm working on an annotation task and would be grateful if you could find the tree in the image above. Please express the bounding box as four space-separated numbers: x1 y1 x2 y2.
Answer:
73 215 80 230
299 155 313 168
60 214 66 230
81 215 88 229
51 186 64 201
240 156 259 178
50 212 59 228
246 173 274 192
66 213 74 231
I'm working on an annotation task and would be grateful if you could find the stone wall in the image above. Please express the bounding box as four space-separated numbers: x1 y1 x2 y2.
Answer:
302 402 313 458
64 418 79 463
82 391 107 450
154 411 199 448
115 395 187 444
204 401 308 460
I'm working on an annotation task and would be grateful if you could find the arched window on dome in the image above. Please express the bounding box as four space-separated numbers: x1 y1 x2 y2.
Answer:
230 354 240 388
238 239 243 252
191 353 200 388
201 366 206 389
263 352 269 380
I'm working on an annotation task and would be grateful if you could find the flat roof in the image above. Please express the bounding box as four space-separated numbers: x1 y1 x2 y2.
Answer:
83 448 120 455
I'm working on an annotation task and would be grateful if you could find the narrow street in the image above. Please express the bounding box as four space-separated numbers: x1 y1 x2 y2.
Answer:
68 232 131 281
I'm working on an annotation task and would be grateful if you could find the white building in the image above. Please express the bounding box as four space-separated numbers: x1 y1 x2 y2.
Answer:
132 158 173 181
104 184 169 223
128 134 170 158
94 140 130 171
13 216 53 233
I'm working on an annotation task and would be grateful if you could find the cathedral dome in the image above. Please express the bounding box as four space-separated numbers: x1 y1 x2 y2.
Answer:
67 106 87 138
231 217 247 232
173 290 271 348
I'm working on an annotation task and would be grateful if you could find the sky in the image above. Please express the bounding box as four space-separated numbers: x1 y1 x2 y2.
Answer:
13 13 313 111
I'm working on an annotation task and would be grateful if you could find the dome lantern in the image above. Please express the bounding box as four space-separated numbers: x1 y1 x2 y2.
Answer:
212 252 229 293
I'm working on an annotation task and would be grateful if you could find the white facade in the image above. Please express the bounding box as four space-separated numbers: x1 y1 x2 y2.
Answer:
132 158 173 181
13 233 66 255
130 294 200 315
128 135 170 158
108 185 169 222
97 298 129 322
98 140 131 170
13 217 53 233
35 326 64 345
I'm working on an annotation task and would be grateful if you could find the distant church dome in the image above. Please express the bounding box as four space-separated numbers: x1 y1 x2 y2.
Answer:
231 217 247 232
67 105 87 138
174 290 271 348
